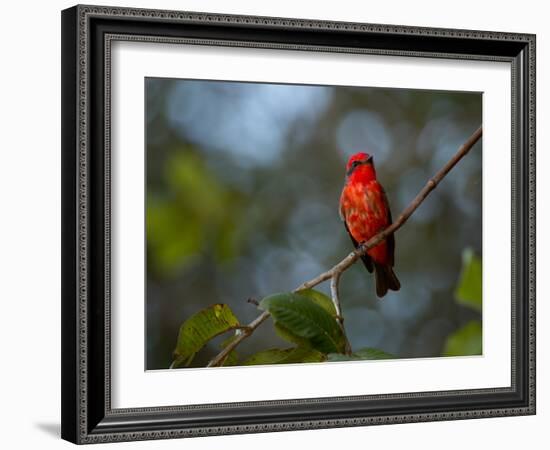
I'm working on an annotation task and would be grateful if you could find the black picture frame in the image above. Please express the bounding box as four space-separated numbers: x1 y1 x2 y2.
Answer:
61 4 536 444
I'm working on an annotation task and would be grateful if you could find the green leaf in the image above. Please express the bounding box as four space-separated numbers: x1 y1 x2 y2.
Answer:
327 347 395 362
259 292 346 354
244 348 294 365
442 320 482 356
244 347 326 366
353 348 395 360
455 248 482 312
296 288 337 316
282 346 326 364
172 304 240 367
273 323 310 348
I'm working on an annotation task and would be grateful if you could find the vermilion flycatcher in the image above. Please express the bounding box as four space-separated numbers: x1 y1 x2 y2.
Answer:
339 152 400 297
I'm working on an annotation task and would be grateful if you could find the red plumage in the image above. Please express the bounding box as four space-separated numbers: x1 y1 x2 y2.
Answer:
339 152 400 297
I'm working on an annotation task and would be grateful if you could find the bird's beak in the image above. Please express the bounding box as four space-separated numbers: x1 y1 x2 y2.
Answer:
367 155 373 164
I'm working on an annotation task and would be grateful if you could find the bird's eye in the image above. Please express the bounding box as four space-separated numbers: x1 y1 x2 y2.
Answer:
352 161 360 168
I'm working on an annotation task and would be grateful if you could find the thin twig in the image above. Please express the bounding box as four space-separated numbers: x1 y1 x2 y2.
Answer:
330 271 352 354
206 126 482 367
207 311 271 367
329 273 343 319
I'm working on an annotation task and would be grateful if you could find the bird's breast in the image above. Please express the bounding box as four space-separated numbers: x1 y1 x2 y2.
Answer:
342 182 387 243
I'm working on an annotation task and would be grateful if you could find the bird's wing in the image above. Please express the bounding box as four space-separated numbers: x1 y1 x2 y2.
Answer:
340 188 374 273
378 184 395 267
338 188 346 222
346 221 374 273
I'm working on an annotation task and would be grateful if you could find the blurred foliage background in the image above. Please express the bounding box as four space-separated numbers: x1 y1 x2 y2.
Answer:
145 78 482 369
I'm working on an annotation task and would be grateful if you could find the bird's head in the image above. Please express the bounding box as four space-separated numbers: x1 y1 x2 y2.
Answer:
345 152 374 177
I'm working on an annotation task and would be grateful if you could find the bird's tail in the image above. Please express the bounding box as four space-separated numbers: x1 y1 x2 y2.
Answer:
374 264 401 298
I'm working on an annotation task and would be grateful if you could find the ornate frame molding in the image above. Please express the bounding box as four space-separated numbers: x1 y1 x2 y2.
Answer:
61 5 536 444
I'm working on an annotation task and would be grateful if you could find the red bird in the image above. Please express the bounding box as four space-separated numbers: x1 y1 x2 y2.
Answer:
339 152 400 297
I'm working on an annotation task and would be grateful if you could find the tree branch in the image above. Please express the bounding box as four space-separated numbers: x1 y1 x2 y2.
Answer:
206 126 482 367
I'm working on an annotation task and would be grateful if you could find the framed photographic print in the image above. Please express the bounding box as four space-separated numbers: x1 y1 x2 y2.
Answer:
61 4 536 444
